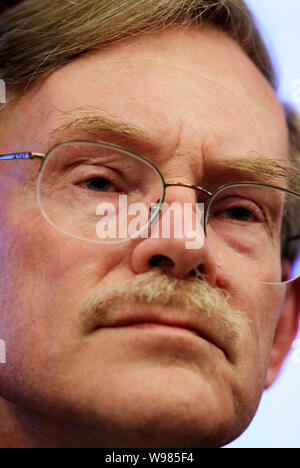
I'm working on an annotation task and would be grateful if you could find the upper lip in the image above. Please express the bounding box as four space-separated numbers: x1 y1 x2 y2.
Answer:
95 309 228 358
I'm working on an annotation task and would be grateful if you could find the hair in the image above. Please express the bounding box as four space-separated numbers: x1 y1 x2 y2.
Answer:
0 0 299 262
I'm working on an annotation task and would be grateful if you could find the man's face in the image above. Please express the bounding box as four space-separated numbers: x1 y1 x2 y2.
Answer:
0 26 294 447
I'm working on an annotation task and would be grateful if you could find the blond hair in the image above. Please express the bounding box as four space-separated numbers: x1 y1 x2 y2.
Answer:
0 0 300 261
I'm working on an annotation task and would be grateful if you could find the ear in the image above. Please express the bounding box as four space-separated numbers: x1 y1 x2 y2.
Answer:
265 275 300 389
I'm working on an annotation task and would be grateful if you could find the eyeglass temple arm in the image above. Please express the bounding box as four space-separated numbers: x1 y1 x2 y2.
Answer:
0 152 45 160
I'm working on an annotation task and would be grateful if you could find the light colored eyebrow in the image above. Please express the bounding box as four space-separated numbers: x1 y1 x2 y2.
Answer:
46 109 156 151
208 154 299 192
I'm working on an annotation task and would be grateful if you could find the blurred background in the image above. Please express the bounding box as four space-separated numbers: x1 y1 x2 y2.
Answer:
225 0 300 448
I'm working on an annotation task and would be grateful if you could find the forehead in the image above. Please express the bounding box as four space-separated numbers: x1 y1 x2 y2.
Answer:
6 25 288 169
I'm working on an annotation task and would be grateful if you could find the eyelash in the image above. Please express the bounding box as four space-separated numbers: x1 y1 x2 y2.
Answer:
71 165 127 192
211 198 266 223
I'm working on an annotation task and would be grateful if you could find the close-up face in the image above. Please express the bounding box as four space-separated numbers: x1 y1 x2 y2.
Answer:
0 25 297 448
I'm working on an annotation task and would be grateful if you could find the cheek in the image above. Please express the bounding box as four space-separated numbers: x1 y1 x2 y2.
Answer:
227 275 285 368
253 285 286 362
0 199 129 347
219 275 286 423
0 201 131 400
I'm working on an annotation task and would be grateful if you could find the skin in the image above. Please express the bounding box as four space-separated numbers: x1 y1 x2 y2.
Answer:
0 25 299 448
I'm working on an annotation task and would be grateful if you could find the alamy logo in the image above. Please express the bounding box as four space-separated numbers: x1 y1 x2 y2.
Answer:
0 79 5 104
0 339 6 364
95 198 205 249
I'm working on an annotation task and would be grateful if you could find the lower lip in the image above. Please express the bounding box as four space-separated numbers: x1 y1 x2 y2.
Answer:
95 323 223 357
108 322 201 338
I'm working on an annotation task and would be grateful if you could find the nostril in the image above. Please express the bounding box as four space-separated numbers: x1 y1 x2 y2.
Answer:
149 255 175 268
189 265 204 278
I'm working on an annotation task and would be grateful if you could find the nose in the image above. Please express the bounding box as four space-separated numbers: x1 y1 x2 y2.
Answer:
130 188 218 284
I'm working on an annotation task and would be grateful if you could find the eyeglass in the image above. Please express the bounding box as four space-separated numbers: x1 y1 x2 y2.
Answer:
1 139 300 285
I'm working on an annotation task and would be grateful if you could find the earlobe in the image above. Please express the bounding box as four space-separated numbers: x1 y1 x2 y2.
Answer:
265 277 300 389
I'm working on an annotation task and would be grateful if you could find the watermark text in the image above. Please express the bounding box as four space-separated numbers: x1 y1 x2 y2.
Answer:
0 339 6 364
95 197 205 249
0 79 5 104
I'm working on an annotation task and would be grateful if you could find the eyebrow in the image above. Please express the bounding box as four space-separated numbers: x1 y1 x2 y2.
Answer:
47 109 157 152
205 155 299 192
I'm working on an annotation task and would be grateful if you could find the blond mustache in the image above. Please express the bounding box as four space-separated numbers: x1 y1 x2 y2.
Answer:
79 270 250 361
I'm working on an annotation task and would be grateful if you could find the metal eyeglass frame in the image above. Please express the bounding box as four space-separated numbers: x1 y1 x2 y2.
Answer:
1 139 300 284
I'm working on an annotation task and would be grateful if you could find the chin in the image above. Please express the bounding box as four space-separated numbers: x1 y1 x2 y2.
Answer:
46 365 245 448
